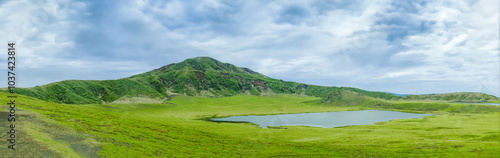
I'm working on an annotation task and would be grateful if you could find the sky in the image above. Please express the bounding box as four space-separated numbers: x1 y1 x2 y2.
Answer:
0 0 499 96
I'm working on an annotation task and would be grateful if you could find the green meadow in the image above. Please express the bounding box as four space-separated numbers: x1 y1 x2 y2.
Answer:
1 92 499 157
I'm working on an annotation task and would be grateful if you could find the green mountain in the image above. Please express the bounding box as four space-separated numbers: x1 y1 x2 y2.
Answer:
402 92 498 102
320 89 500 113
319 88 374 106
12 57 399 104
320 90 499 106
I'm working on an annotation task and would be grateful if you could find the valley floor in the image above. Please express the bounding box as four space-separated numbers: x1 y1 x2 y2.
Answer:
1 93 499 157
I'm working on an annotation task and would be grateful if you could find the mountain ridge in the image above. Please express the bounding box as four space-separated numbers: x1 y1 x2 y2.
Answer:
8 57 497 104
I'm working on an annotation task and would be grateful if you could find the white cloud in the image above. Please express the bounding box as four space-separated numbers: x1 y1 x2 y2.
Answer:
0 0 498 96
381 0 499 95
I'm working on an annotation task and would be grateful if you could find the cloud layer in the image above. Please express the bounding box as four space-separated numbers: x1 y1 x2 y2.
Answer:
1 0 498 96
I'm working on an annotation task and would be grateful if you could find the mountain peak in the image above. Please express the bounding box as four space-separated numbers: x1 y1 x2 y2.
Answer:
191 56 218 61
182 56 220 65
14 57 404 104
152 57 262 77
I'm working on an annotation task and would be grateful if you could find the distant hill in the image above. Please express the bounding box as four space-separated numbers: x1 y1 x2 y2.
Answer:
320 89 500 113
387 92 412 97
319 88 374 106
12 57 399 104
402 92 498 102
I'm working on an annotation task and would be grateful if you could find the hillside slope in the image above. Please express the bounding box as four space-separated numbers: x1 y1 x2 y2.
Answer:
319 88 374 106
12 57 399 104
402 92 498 102
320 89 500 113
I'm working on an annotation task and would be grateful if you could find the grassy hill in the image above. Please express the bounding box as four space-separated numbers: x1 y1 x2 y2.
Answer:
320 89 499 113
13 78 165 104
402 92 499 102
319 88 373 106
8 57 496 104
11 57 399 104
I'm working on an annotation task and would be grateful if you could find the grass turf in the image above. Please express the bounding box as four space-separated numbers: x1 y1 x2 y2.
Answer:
1 92 499 157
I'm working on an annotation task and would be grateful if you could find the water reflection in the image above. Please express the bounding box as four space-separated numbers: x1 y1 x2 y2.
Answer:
211 110 432 128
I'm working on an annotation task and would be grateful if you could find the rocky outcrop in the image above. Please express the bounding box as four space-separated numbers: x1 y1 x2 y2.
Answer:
194 71 205 80
253 79 268 90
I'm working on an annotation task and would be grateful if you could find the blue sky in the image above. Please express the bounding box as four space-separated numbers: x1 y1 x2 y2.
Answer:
1 0 499 96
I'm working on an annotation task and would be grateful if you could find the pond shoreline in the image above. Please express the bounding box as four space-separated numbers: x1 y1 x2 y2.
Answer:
209 110 433 128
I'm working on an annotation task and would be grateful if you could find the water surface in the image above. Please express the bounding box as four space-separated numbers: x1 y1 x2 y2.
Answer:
211 110 432 128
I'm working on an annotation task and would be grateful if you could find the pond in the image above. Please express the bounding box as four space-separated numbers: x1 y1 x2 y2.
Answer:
211 110 432 128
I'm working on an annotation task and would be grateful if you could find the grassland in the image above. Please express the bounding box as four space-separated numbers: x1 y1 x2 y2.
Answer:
1 92 499 157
